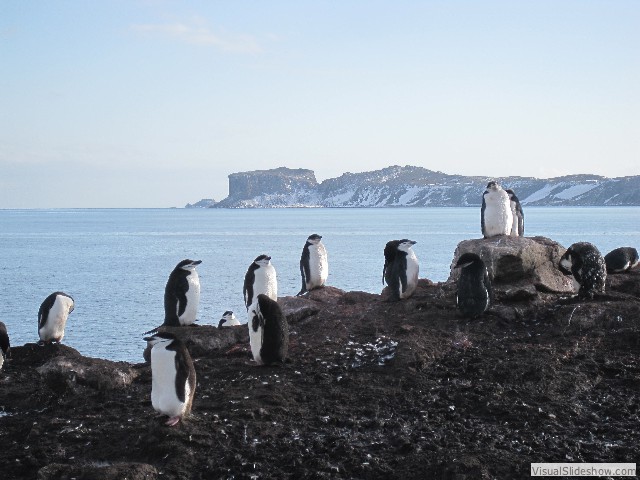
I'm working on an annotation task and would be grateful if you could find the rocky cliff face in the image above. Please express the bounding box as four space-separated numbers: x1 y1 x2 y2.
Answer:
216 167 318 207
2 237 639 479
187 165 640 208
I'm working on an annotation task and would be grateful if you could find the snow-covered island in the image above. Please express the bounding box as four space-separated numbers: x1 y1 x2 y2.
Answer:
187 166 640 208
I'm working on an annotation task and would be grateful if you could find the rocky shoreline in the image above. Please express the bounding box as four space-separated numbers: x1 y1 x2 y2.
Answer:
1 237 639 479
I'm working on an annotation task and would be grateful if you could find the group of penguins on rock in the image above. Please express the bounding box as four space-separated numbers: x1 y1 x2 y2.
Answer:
1 182 638 428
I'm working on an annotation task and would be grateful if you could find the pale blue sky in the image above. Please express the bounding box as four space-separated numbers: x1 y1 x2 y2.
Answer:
1 0 638 208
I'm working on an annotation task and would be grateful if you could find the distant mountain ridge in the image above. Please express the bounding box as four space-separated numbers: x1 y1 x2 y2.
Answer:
187 166 640 208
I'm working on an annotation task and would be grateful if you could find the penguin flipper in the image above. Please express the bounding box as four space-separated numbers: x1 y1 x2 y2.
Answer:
171 342 195 407
175 276 189 318
162 293 181 326
298 245 311 295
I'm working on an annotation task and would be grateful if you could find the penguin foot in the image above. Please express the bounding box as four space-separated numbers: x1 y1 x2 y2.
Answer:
296 289 308 297
165 416 181 427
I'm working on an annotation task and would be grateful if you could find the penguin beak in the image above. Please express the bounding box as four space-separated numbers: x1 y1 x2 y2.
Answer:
192 260 202 266
143 336 153 342
410 240 417 245
266 256 272 261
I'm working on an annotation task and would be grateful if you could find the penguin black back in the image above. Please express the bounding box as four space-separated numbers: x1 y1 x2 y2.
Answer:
38 291 74 331
455 253 492 318
383 239 418 300
604 247 639 273
244 254 274 309
165 334 196 407
559 242 606 299
253 294 289 365
164 259 201 326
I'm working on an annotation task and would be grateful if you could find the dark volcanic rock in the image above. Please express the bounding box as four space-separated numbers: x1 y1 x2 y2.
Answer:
2 271 640 479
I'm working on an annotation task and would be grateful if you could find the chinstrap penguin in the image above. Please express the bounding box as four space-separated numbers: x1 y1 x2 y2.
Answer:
163 259 202 327
248 294 289 366
244 255 277 310
604 247 639 273
144 332 196 426
38 292 75 343
0 321 9 370
383 239 419 301
219 311 240 327
481 181 513 238
505 189 524 237
559 242 607 299
297 234 328 296
454 253 492 318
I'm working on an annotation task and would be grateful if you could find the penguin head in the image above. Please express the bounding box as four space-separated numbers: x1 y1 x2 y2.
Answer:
143 332 176 347
254 255 272 267
558 249 574 276
177 259 202 271
397 239 417 252
219 311 236 327
455 252 483 269
307 234 323 244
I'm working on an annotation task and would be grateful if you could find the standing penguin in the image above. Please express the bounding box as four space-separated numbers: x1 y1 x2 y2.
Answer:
454 253 492 318
243 255 277 310
163 259 202 327
297 234 328 296
382 239 419 301
38 292 75 343
143 332 196 426
218 311 240 327
248 294 289 366
481 181 513 238
559 242 607 299
604 247 639 273
505 189 525 237
0 322 9 370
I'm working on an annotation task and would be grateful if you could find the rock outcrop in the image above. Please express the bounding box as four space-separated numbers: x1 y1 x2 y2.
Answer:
448 236 575 295
188 165 640 208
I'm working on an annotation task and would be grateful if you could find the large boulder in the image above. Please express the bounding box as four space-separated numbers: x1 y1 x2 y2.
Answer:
143 325 248 361
35 352 139 393
448 236 574 294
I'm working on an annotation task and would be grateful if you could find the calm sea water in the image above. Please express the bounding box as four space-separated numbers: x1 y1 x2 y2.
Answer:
1 207 638 363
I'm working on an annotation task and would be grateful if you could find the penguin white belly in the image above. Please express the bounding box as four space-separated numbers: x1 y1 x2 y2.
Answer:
247 306 264 365
179 272 200 325
509 205 519 236
255 266 277 301
39 296 73 342
400 252 419 299
308 244 328 289
151 348 186 417
484 192 513 237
